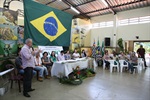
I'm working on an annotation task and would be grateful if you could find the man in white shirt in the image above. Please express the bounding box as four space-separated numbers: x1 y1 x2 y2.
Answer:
21 38 41 97
57 50 65 61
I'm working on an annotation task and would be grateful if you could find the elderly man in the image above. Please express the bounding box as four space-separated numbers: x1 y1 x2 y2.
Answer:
21 38 41 97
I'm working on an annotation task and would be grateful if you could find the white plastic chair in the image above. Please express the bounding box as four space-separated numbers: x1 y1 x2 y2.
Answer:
138 58 144 69
119 60 128 73
108 60 119 73
133 61 141 73
103 60 106 70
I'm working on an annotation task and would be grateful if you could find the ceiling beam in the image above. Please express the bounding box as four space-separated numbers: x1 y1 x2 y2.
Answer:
62 0 96 11
62 0 90 19
105 0 116 15
73 0 96 7
80 0 146 15
45 0 57 5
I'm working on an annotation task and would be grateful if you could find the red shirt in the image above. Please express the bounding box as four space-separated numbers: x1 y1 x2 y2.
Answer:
137 48 145 58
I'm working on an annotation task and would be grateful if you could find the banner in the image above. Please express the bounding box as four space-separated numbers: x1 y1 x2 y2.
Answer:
0 8 18 56
0 7 18 25
24 0 73 46
0 24 18 40
0 40 17 56
38 46 63 57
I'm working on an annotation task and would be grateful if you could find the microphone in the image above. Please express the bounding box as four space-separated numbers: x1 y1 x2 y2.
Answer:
31 46 34 51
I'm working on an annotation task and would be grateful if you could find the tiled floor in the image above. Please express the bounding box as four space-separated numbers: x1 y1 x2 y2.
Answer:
0 67 150 100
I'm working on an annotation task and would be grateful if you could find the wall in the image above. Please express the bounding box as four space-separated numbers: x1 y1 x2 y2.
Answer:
77 18 91 46
71 18 91 50
0 0 24 26
90 7 150 47
91 14 114 23
91 27 113 46
117 23 150 41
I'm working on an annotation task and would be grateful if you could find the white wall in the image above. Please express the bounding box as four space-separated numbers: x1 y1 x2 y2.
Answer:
0 0 24 25
90 7 150 46
91 14 114 23
117 23 150 41
117 7 150 20
91 27 113 46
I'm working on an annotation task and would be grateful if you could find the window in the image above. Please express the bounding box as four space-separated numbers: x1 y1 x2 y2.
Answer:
129 18 138 24
92 23 99 28
106 21 113 27
118 16 150 26
92 21 113 28
139 16 150 24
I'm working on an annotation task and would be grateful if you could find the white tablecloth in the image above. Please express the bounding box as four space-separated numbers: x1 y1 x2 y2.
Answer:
51 58 97 77
0 68 14 76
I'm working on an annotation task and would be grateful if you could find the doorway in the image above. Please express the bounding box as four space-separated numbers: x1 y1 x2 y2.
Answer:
134 41 150 67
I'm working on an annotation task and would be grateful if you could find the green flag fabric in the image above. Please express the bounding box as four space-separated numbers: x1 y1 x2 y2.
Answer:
23 0 73 46
101 41 105 56
97 39 100 46
96 39 100 51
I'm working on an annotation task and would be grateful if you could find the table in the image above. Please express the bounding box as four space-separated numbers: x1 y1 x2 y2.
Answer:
51 58 97 77
0 68 14 96
0 68 14 76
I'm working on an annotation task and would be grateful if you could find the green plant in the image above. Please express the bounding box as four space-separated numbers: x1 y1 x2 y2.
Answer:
117 38 124 52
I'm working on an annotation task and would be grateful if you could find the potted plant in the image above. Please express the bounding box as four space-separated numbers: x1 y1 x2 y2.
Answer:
117 38 124 52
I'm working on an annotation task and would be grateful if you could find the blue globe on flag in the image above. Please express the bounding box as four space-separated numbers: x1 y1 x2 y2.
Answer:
44 17 58 36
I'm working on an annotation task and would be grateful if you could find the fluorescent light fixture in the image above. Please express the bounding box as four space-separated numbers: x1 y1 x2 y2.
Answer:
101 0 108 7
71 6 80 14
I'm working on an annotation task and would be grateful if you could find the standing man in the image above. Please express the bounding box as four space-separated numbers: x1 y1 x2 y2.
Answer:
137 45 147 68
21 38 41 97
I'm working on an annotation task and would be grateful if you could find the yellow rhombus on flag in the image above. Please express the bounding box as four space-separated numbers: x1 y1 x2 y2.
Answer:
30 11 67 42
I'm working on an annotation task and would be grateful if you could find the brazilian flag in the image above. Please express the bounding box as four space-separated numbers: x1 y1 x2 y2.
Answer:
23 0 73 46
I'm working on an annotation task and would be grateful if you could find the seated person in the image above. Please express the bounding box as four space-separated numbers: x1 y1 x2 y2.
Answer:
41 52 53 76
15 49 36 75
64 50 71 60
72 49 80 59
103 51 111 69
95 51 103 66
81 49 87 58
57 50 65 61
118 52 131 71
119 52 127 60
111 50 118 60
129 52 138 74
50 51 57 62
42 52 53 67
34 53 50 82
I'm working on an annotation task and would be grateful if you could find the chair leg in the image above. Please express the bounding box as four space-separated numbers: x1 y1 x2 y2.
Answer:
136 68 139 73
117 67 119 72
18 80 21 92
103 66 105 70
120 67 123 73
110 67 112 73
10 80 13 89
37 71 39 80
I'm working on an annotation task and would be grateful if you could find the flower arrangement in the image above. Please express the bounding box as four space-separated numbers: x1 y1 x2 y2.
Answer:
72 66 81 79
58 66 96 85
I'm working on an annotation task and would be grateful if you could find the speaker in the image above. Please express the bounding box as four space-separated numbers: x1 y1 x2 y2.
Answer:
105 37 110 46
